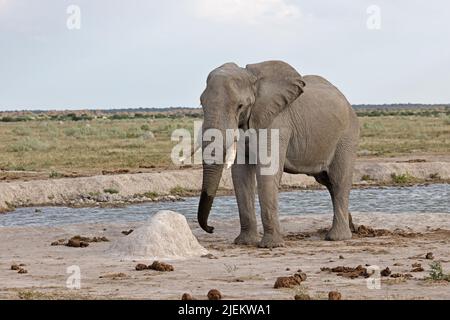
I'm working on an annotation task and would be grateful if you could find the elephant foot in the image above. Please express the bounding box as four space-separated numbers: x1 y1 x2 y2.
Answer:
325 226 352 241
258 233 285 248
234 231 260 246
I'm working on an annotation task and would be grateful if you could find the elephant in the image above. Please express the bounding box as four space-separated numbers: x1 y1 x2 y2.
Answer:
197 60 359 248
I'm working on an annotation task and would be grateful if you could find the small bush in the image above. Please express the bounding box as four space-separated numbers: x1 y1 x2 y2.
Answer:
427 262 450 281
49 171 63 179
12 127 32 136
7 138 52 152
143 191 159 199
104 188 119 194
391 172 415 184
170 186 185 196
1 116 31 122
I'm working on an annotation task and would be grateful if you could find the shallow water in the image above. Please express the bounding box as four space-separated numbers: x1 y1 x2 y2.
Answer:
0 184 448 227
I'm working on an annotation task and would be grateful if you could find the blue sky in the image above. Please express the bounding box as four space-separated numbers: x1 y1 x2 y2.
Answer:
1 0 449 110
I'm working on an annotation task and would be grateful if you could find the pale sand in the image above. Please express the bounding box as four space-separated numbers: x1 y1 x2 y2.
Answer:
0 212 448 300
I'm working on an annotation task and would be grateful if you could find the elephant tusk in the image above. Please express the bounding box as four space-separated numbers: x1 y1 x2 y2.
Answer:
225 141 237 169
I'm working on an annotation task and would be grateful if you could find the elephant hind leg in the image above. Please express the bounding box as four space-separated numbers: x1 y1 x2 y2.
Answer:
313 148 356 240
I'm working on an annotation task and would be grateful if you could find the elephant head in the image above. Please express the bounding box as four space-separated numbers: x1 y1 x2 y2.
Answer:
197 61 306 233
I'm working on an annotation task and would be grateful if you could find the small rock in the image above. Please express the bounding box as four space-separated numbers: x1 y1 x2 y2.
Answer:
274 273 306 289
296 272 307 282
412 263 422 268
122 229 134 236
391 273 413 278
201 253 218 259
92 236 109 242
181 293 195 300
51 239 66 246
393 263 403 266
67 238 89 248
135 263 148 271
99 272 127 279
339 255 344 259
328 291 342 300
274 277 296 289
149 261 174 272
381 267 391 277
330 265 369 279
18 268 28 274
411 267 424 272
286 268 290 271
294 294 312 300
207 289 222 300
425 252 434 260
11 264 20 271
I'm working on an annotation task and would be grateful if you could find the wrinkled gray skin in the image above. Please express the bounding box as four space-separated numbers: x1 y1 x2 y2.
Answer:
198 61 359 248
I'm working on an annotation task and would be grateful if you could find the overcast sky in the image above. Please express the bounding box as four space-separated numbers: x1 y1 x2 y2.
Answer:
1 0 449 110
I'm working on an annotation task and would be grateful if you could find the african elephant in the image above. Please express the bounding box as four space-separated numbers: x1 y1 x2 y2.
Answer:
197 60 359 248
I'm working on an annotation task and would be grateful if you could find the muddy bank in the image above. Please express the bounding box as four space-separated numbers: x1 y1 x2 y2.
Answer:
0 212 448 300
0 161 449 212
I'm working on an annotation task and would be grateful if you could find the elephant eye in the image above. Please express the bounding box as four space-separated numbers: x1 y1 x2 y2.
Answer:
237 104 243 111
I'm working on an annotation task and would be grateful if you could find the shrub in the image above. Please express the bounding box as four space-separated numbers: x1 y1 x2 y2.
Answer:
7 138 52 152
390 172 415 184
427 262 450 281
143 191 159 200
49 171 63 179
169 186 185 196
104 188 119 194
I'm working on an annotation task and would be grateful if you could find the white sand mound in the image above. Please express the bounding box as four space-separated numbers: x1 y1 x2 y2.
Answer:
107 210 207 260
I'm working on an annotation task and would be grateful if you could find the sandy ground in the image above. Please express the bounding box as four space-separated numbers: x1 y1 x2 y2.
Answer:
1 158 449 212
0 212 448 300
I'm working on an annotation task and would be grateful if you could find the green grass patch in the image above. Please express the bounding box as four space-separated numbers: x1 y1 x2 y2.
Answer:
143 191 159 199
390 172 416 184
49 171 64 179
104 188 119 194
427 262 450 282
169 185 186 196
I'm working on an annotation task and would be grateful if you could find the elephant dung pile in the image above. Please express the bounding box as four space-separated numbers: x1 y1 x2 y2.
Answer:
108 210 208 260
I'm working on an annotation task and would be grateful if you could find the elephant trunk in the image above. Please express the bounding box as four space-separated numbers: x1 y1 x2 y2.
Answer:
197 163 224 233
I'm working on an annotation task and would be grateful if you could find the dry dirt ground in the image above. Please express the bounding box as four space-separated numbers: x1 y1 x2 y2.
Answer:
0 212 448 300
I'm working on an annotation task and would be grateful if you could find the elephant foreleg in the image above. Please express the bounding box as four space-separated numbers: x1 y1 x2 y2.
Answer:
255 129 289 248
256 168 285 248
232 164 259 245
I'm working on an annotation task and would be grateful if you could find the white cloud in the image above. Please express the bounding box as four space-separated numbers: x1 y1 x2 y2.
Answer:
194 0 301 24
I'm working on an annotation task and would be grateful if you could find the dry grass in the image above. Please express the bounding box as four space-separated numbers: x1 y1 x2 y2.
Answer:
0 118 196 175
358 115 450 156
0 113 449 175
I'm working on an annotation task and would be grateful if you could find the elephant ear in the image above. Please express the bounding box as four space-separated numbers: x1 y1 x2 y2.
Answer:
246 61 305 129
